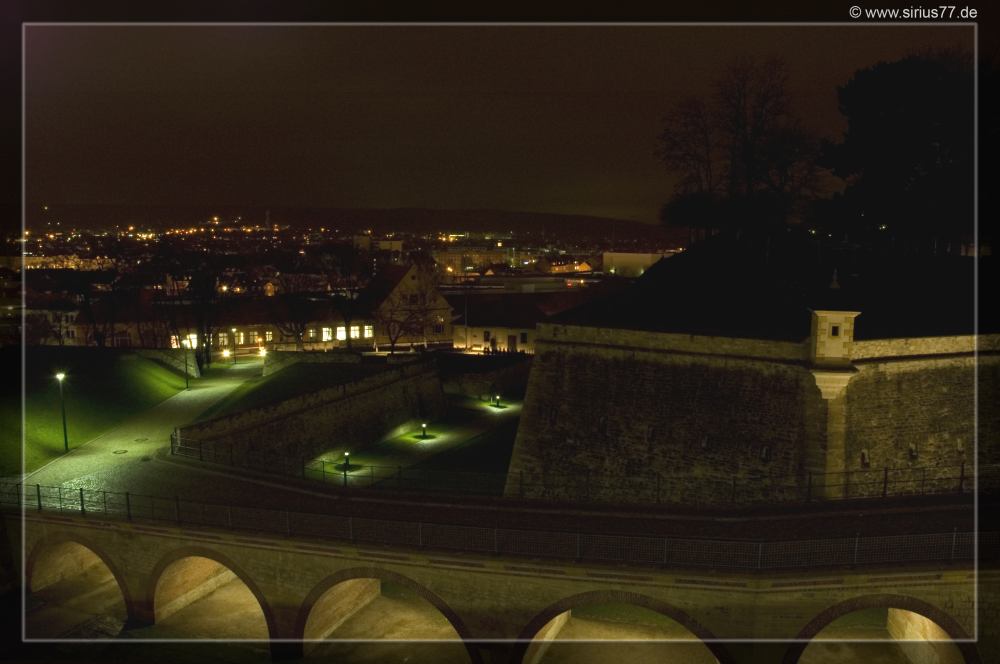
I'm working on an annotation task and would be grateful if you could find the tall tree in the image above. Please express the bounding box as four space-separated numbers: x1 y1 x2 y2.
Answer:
822 51 974 254
657 56 819 236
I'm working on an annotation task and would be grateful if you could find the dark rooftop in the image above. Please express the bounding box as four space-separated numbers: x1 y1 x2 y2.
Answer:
555 232 993 342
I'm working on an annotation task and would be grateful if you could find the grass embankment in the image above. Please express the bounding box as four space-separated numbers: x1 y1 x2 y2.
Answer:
0 347 186 476
194 362 387 422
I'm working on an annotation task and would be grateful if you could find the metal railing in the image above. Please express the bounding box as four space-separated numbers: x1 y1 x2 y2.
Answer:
170 432 997 506
2 481 993 571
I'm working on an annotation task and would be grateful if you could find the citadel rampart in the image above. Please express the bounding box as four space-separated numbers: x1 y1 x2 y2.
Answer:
177 360 446 463
261 349 363 377
505 320 999 504
135 348 201 378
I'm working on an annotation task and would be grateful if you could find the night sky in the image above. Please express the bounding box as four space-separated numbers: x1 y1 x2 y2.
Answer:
25 24 972 224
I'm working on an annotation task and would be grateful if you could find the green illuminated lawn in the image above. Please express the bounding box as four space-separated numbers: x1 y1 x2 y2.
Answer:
0 347 187 476
306 398 521 495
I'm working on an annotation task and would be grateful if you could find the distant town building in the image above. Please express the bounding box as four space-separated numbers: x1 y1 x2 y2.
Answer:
601 250 677 277
25 262 454 356
538 257 594 274
447 290 611 354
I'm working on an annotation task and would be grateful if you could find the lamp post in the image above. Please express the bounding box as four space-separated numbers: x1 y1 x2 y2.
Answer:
55 373 68 453
181 339 190 390
421 422 428 439
231 327 237 364
495 394 501 408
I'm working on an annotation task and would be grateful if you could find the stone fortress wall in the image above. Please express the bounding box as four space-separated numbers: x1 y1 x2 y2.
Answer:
261 349 363 377
178 359 447 462
505 318 1000 504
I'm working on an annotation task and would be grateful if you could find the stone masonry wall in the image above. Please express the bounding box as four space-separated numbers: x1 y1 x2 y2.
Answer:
136 348 201 378
505 327 825 504
179 361 446 461
442 358 533 401
262 350 362 377
846 354 1000 479
507 324 998 506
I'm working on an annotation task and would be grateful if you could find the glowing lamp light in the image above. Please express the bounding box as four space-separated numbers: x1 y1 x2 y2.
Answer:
258 348 267 357
420 422 428 439
222 349 231 358
55 372 65 382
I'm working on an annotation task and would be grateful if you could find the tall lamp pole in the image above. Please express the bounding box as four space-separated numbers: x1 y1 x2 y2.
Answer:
231 327 237 364
182 338 190 390
55 372 68 453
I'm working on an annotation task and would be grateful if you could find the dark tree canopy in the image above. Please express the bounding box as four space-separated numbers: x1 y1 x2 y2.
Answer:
822 51 974 253
657 56 820 235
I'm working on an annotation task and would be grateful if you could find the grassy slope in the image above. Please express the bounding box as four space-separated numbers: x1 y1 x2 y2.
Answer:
194 363 386 422
0 347 186 475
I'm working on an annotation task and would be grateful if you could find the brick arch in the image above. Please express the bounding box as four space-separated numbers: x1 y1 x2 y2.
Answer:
146 545 278 642
510 589 734 664
294 566 482 664
26 533 136 621
781 593 981 664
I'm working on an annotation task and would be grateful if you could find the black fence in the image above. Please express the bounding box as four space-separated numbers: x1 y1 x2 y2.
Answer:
170 432 995 506
3 481 994 572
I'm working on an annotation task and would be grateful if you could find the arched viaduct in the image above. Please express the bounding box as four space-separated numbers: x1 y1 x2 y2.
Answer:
8 511 990 664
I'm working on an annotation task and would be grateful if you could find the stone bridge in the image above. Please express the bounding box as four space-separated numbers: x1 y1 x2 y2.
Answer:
6 510 993 664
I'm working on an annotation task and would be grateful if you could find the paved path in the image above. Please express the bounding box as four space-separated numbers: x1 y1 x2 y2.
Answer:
24 361 263 492
12 361 976 543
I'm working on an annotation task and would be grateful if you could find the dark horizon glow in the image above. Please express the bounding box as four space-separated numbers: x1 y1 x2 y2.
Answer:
25 25 972 224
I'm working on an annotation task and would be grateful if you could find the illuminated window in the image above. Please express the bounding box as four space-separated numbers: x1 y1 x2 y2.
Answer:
322 327 332 341
185 333 198 348
336 326 346 341
349 325 360 339
218 332 227 346
236 331 245 345
265 330 273 342
170 335 179 348
309 328 317 339
363 324 374 338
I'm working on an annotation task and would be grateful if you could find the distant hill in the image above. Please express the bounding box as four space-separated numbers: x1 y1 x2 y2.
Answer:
28 205 677 242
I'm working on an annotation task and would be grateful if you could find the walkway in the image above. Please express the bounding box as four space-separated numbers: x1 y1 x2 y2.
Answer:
25 361 262 492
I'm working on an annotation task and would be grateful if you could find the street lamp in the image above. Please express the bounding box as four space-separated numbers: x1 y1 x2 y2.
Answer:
420 422 428 439
55 373 68 453
494 394 502 408
230 327 237 364
181 339 190 390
